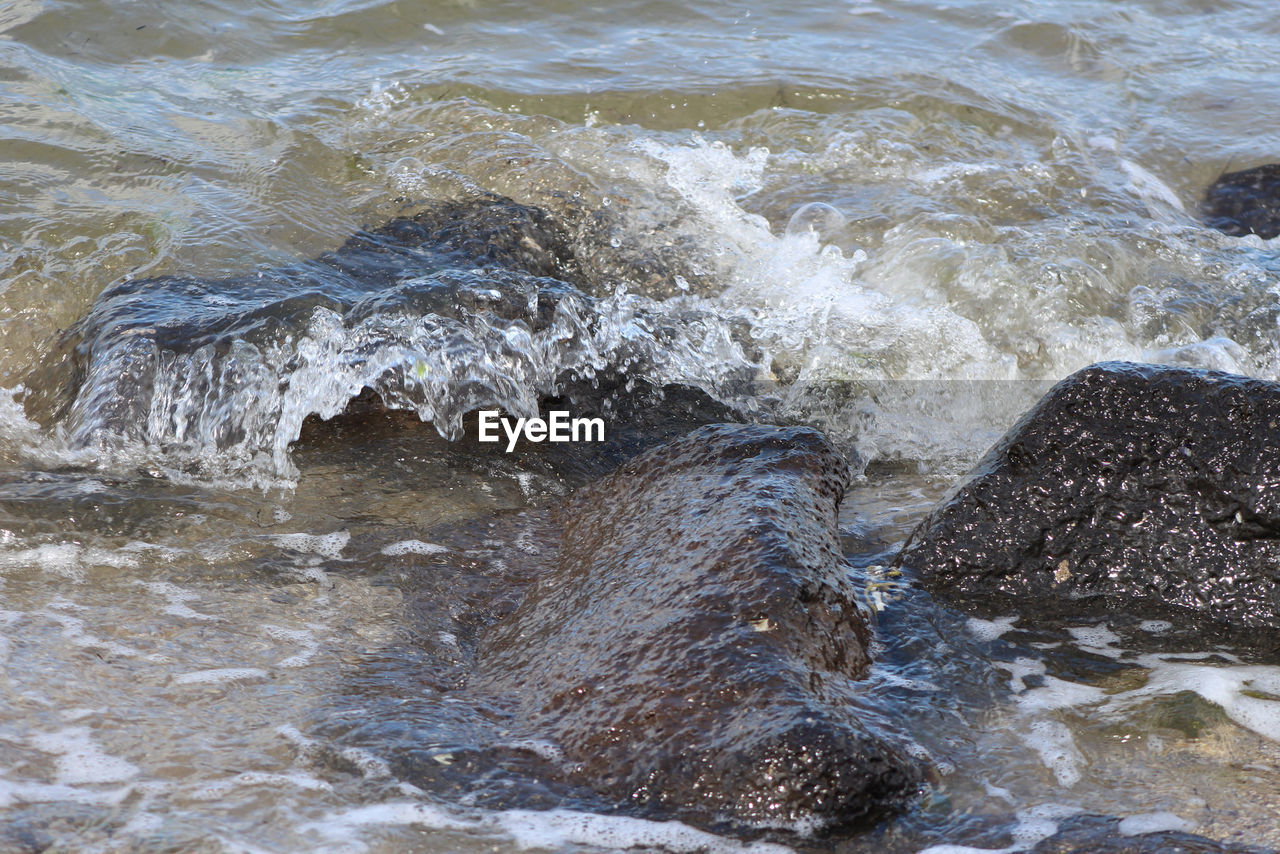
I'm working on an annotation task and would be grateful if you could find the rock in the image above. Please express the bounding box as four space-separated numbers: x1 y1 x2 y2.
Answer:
1030 814 1268 853
895 361 1280 633
1204 163 1280 239
36 194 590 436
33 192 751 473
469 423 926 832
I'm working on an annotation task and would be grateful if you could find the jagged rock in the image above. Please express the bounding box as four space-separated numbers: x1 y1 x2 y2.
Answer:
895 361 1280 634
469 423 926 832
1204 163 1280 239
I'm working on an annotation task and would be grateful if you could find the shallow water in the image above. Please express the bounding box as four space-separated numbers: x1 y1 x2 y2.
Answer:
5 0 1280 850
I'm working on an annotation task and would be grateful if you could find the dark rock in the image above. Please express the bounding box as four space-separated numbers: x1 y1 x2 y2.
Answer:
1031 814 1269 853
1204 163 1280 239
469 423 927 832
895 361 1280 633
32 194 591 433
32 192 753 465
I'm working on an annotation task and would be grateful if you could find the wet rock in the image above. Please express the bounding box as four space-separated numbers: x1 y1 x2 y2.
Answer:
1030 814 1268 853
1204 163 1280 239
469 423 927 832
34 194 589 431
895 362 1280 634
33 192 752 477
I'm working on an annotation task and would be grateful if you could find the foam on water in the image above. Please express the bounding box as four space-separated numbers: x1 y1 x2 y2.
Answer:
917 804 1079 854
966 615 1019 642
303 803 795 854
30 726 139 785
0 543 140 579
273 530 351 559
381 539 449 556
605 129 1280 467
16 110 1280 483
1118 811 1193 836
139 580 221 621
173 667 270 685
1023 719 1086 787
8 1 1280 850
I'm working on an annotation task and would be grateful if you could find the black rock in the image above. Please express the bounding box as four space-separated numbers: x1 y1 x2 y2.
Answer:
895 362 1280 634
1204 163 1280 239
470 423 927 832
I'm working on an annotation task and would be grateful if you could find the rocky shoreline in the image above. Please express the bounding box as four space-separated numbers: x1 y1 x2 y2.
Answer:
43 173 1280 851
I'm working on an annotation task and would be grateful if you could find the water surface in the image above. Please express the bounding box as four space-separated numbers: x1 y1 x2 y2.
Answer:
4 0 1280 850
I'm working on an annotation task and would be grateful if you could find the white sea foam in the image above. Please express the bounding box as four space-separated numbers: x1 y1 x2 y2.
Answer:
1118 811 1193 835
967 615 1019 641
189 771 333 801
1065 624 1123 658
30 726 139 785
264 625 321 668
1016 675 1105 714
303 803 794 853
1126 657 1280 743
174 667 269 685
0 543 140 579
1023 719 1085 787
917 804 1079 853
37 609 146 659
273 531 350 559
381 539 449 557
139 581 221 621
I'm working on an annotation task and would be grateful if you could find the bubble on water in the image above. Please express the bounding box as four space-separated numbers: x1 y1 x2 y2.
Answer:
785 202 848 243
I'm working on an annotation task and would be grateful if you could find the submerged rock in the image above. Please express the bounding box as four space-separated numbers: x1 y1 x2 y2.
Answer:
895 362 1280 634
1204 163 1280 239
469 423 926 832
1030 814 1267 853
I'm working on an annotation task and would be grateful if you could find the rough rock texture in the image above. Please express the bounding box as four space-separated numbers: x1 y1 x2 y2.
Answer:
470 423 926 832
895 361 1280 631
1031 815 1269 853
1204 163 1280 239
